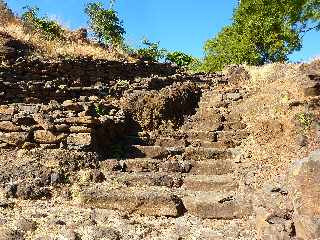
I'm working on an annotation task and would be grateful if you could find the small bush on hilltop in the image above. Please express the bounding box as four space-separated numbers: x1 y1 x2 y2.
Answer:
21 6 64 40
166 51 193 67
85 1 125 47
166 51 205 72
136 39 167 62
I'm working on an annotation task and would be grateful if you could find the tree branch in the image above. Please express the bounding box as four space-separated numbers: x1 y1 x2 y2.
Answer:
300 23 320 33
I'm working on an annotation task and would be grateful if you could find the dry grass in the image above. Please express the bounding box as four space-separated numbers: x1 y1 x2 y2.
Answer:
230 62 320 187
0 19 132 61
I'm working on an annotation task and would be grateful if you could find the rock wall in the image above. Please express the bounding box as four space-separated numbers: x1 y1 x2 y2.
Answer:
0 57 181 201
0 100 127 152
0 57 176 103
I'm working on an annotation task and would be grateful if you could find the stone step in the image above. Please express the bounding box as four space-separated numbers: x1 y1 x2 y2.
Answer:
127 145 182 159
182 120 223 132
223 121 247 131
107 172 183 188
189 160 234 175
122 158 191 173
184 131 217 141
100 158 192 174
154 137 232 149
188 139 232 149
159 130 217 142
182 175 238 192
200 91 224 99
125 135 155 146
77 185 184 217
184 147 234 161
183 191 252 219
216 130 250 143
195 106 221 115
154 137 187 148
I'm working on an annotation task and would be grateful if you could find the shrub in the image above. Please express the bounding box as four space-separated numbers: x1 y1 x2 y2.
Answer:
21 6 64 40
94 105 107 116
85 1 125 46
296 112 315 130
166 51 193 67
136 39 167 62
109 80 130 97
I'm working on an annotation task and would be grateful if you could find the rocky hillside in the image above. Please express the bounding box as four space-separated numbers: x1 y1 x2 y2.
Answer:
0 42 319 240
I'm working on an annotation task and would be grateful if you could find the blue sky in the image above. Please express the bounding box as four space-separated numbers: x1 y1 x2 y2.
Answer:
5 0 320 61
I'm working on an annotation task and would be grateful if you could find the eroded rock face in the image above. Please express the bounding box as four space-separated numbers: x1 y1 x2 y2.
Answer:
121 81 201 130
256 207 295 240
289 150 320 239
0 31 33 63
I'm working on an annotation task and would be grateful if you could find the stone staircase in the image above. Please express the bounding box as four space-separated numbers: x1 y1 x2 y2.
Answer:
0 58 258 238
76 80 253 225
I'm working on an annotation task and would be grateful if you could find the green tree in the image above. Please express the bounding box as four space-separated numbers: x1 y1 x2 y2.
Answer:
203 0 320 72
85 1 125 46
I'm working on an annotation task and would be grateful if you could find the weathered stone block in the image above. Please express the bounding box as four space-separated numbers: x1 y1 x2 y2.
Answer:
256 207 294 240
0 132 29 146
0 121 21 132
33 113 55 130
0 113 12 121
216 130 250 143
303 82 320 97
0 106 15 115
184 130 217 141
67 133 92 149
34 130 67 144
155 137 187 148
226 92 242 101
124 158 159 172
62 100 83 111
55 124 69 132
113 172 183 188
183 175 238 191
78 185 183 217
128 145 170 159
189 160 234 175
184 147 232 161
184 192 252 219
63 116 99 125
69 126 93 133
100 159 122 172
289 150 320 239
